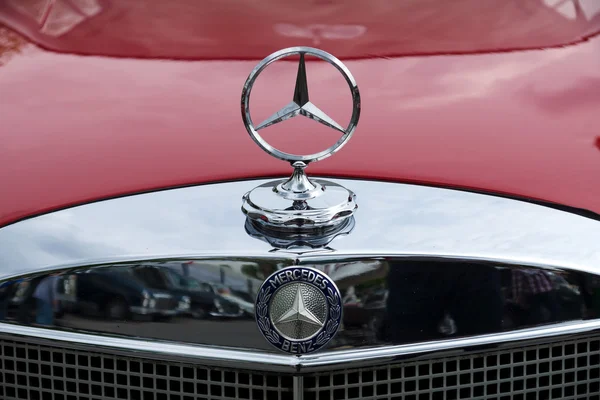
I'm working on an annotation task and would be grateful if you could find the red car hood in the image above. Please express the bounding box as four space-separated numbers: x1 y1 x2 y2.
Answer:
0 0 599 59
1 1 600 228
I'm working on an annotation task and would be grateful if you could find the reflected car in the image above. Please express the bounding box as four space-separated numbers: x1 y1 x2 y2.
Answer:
60 269 184 320
1 278 40 323
132 265 242 318
207 283 254 317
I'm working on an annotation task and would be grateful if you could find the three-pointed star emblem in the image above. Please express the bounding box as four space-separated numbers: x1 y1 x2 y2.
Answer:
256 53 345 133
275 284 323 328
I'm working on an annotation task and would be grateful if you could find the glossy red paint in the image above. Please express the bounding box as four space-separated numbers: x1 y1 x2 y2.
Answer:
1 2 600 228
1 0 599 59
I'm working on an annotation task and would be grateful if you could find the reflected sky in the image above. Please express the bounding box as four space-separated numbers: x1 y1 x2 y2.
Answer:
0 179 598 279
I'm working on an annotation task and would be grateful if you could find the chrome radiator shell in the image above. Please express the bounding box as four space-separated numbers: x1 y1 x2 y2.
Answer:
1 179 599 398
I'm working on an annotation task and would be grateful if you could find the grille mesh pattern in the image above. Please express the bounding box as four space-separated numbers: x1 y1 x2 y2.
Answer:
0 339 293 400
1 335 599 400
304 336 600 400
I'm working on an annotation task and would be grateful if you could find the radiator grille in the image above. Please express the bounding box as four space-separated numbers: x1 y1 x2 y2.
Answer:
0 339 293 400
303 336 600 400
1 335 599 399
154 297 177 311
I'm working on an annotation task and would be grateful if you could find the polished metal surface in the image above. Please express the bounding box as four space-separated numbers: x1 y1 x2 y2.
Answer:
244 213 355 249
1 318 600 374
257 266 342 354
1 179 600 369
240 47 360 240
241 47 361 163
242 177 357 248
1 179 599 276
271 283 326 340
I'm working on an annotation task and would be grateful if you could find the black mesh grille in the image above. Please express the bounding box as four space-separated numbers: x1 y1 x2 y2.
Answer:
1 335 599 399
154 297 177 311
0 339 293 400
303 336 600 400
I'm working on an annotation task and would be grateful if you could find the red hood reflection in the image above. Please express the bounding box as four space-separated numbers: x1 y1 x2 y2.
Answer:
0 0 599 59
0 2 600 228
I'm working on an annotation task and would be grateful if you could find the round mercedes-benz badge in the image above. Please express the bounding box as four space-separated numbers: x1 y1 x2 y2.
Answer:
255 267 342 354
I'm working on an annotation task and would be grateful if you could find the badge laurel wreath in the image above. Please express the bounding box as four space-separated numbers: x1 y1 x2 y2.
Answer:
256 286 280 344
314 286 340 346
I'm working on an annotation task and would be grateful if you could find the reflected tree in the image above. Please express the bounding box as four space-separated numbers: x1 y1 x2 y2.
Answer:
0 25 26 66
241 263 262 280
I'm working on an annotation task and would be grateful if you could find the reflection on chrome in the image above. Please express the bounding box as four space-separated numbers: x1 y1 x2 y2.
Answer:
0 178 599 363
1 257 598 353
0 180 600 400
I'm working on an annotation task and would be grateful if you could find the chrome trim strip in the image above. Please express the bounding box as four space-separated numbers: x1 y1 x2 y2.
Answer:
293 376 304 400
298 319 600 371
0 252 583 286
1 319 599 372
0 322 296 372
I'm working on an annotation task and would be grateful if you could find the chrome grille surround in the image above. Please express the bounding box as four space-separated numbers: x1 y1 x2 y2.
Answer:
1 179 600 399
1 179 600 353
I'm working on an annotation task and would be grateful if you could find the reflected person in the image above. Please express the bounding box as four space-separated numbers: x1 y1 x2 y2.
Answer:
511 268 559 325
0 279 16 320
33 274 59 326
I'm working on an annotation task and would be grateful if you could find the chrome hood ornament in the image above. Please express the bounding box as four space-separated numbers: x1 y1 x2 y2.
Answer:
256 266 342 354
241 47 361 248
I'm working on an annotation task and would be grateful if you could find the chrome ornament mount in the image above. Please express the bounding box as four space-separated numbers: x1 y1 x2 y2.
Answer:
241 47 361 248
255 266 342 354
